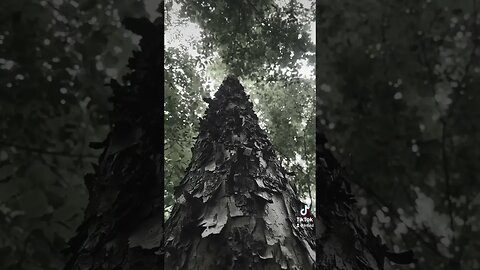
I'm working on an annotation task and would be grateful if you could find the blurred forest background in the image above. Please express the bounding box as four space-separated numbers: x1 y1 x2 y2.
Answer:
319 1 480 269
0 1 478 270
0 0 157 269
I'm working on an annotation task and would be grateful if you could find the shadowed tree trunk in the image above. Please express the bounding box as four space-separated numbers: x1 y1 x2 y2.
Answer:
64 17 164 270
164 76 316 270
315 132 415 270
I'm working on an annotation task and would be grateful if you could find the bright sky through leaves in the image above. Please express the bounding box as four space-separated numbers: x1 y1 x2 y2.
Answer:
165 0 316 97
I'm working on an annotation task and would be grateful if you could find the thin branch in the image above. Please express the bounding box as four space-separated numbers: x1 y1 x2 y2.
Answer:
417 28 457 248
440 120 455 235
454 192 474 263
43 0 81 27
303 135 314 207
417 39 444 116
460 0 479 85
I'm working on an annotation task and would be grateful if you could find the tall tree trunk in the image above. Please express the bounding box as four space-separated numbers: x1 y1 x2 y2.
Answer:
164 76 316 270
64 17 164 270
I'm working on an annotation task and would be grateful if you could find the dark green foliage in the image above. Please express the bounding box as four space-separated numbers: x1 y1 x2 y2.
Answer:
177 0 314 79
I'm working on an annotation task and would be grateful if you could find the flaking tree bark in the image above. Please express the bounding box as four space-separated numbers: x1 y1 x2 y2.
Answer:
164 76 316 270
64 16 164 270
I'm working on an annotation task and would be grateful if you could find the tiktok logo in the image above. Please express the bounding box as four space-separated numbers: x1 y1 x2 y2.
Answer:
296 205 314 228
300 205 310 216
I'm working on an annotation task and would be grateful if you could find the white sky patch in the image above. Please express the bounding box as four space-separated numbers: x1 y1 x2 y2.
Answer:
297 59 315 79
309 21 315 45
165 1 202 57
275 0 289 8
300 119 308 129
294 152 307 170
275 0 314 8
304 196 312 206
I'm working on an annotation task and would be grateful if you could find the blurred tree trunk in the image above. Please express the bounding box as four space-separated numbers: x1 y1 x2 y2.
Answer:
164 76 316 270
64 17 164 270
315 133 414 270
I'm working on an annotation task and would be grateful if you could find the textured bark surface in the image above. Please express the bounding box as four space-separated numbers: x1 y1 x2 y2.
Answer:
164 76 316 270
64 17 164 270
316 131 414 270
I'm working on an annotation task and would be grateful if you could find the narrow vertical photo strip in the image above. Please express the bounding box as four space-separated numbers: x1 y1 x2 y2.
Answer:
63 2 164 270
315 1 413 269
64 10 164 270
1 0 165 269
315 1 480 269
164 0 316 269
